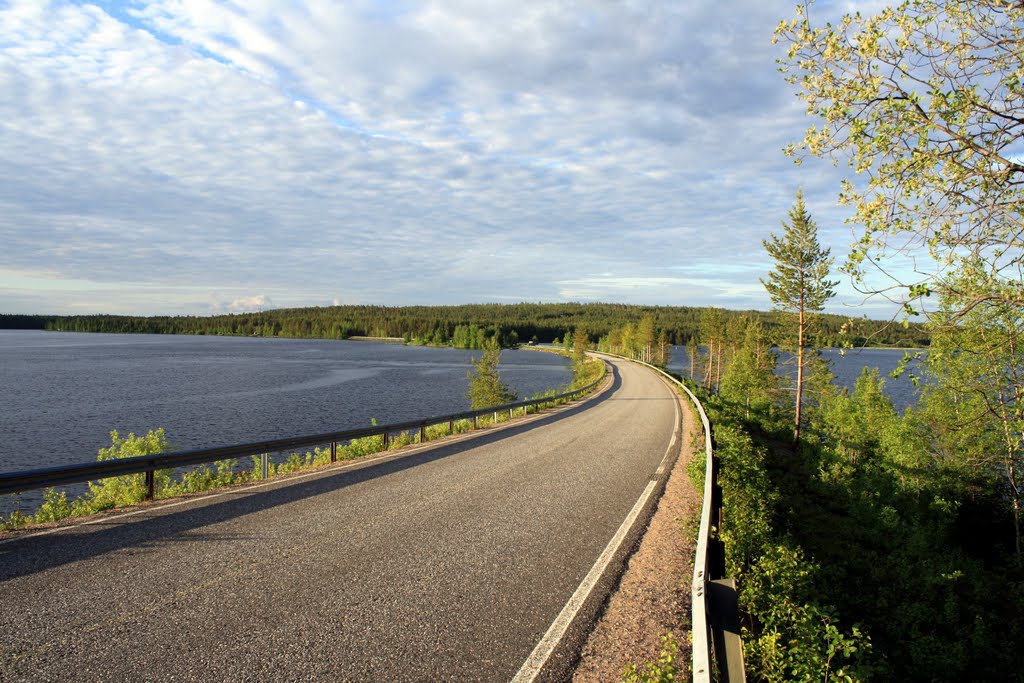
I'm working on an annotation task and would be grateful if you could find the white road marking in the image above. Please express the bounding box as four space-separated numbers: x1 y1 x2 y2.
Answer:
511 479 658 683
512 359 684 681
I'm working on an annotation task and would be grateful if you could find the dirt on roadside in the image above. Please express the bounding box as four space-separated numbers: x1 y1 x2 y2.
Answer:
571 384 702 682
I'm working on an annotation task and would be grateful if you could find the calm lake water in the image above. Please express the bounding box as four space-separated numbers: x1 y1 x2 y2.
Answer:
0 331 572 479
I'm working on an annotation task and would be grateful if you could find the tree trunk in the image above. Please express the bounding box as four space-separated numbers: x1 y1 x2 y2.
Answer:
704 339 715 390
1013 469 1021 556
794 306 804 448
999 404 1022 555
715 342 723 393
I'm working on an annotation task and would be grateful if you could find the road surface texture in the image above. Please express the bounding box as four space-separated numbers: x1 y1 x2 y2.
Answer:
0 358 681 682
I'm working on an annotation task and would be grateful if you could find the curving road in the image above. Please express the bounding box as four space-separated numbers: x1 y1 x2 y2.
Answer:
0 358 681 683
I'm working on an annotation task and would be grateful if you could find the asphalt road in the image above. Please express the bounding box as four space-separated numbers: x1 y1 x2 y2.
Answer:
0 358 681 683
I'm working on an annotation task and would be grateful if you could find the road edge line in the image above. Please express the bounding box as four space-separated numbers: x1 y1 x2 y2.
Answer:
511 358 683 682
511 478 659 683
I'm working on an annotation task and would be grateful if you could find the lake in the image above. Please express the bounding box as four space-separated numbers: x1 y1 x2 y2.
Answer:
666 345 922 411
0 331 573 479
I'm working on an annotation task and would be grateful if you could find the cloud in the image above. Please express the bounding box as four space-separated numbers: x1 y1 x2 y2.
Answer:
219 294 273 313
0 0 892 317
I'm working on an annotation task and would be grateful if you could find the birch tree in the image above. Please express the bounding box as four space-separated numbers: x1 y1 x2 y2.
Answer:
775 0 1024 318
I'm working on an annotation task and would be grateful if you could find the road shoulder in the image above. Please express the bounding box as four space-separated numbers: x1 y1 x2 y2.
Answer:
570 377 701 681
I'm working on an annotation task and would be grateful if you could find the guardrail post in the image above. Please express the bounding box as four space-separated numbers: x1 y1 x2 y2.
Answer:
493 411 498 424
449 419 454 434
382 432 389 450
331 441 337 463
473 415 478 429
260 453 269 480
709 579 746 683
145 469 155 500
420 425 426 442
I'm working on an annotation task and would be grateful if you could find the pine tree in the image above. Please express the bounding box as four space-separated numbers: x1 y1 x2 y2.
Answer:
573 325 589 365
761 190 837 447
467 339 516 409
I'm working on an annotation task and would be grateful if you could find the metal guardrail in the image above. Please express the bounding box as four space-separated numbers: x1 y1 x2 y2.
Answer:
593 352 743 683
0 372 606 500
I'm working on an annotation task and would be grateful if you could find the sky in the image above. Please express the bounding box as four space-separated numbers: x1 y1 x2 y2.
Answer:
0 0 893 318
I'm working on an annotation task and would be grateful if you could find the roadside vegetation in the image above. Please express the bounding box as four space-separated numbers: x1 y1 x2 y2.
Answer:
1 349 606 533
620 633 680 683
670 1 1024 674
719 1 1024 678
693 328 1024 681
604 304 1024 681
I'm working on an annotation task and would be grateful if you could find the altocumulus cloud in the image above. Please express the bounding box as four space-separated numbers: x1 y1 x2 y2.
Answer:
0 0 886 316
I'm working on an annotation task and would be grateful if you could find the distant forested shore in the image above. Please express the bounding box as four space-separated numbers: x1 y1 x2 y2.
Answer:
0 302 929 348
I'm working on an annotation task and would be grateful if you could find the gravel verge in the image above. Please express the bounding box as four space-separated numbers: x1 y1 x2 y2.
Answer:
570 383 701 682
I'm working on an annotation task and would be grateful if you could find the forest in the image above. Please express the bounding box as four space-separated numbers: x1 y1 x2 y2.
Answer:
0 302 929 349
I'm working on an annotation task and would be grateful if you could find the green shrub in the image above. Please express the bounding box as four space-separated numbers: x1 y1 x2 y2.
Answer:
621 633 680 683
741 544 870 683
34 488 74 524
0 509 31 531
85 428 171 511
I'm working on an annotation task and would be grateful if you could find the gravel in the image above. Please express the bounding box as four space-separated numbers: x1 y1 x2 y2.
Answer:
571 381 701 682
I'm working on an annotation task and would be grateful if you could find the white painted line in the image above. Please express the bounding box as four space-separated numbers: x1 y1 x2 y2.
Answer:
652 379 683 481
511 479 658 683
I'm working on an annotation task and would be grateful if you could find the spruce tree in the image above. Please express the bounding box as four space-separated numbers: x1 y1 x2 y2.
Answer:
573 325 589 365
761 190 836 447
467 339 516 410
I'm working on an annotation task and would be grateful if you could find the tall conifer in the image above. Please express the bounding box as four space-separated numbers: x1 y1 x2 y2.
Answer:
761 190 836 447
467 339 516 409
